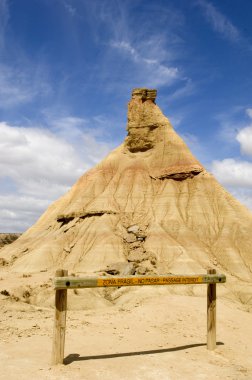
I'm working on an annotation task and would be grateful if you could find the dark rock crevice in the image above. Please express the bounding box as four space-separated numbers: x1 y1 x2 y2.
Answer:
57 216 75 226
57 210 116 227
151 169 202 181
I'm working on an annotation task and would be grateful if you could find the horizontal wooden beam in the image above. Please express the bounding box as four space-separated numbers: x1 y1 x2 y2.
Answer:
54 273 226 290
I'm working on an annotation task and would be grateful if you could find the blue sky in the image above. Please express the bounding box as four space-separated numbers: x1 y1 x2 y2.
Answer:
0 0 252 232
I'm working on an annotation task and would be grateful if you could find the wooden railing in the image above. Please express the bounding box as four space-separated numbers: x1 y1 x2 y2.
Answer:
51 269 226 365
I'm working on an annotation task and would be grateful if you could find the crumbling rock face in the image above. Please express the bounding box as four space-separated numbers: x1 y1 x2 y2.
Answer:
131 88 157 102
121 223 157 275
125 127 157 153
1 88 252 308
125 88 160 153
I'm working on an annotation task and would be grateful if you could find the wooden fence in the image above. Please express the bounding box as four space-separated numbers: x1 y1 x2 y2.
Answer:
51 268 226 365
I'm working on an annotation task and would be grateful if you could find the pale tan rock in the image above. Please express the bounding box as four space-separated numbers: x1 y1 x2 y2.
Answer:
103 262 136 276
1 88 252 308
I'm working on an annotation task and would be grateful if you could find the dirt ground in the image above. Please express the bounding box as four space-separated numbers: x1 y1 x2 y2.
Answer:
0 271 252 380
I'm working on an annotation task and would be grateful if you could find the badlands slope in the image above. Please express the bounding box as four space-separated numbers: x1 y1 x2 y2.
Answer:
1 88 252 379
0 88 252 308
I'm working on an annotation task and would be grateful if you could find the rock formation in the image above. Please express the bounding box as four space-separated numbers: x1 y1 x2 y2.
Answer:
1 88 252 305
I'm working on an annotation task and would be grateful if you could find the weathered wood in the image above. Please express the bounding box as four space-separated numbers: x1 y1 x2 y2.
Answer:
51 269 225 364
207 268 216 350
54 273 226 289
51 269 68 365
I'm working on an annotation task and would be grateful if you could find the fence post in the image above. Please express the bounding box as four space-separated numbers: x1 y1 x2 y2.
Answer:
207 268 216 350
51 269 68 365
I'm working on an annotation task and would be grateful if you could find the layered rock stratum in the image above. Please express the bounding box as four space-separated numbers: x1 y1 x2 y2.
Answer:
1 88 252 307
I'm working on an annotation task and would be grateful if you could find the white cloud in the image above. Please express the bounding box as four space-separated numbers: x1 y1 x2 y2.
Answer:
47 115 115 163
216 109 252 158
215 106 250 145
236 126 252 157
0 65 33 107
0 64 51 108
87 1 192 93
0 122 83 190
246 108 252 118
0 195 50 232
111 41 138 60
211 158 252 210
196 0 241 43
218 122 239 145
212 158 252 188
228 189 252 211
111 39 179 87
170 78 195 100
0 120 112 232
210 108 252 211
63 1 76 16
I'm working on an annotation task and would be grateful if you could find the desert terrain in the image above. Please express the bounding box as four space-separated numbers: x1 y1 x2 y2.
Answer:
0 268 252 380
1 89 252 379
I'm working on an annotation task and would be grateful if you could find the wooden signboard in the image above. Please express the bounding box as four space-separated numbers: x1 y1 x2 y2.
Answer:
54 273 226 290
51 269 226 365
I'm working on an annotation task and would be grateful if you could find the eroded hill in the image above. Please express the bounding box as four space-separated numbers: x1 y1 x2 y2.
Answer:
0 88 251 308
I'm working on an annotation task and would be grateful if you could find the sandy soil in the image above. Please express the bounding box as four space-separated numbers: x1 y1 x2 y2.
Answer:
0 271 251 380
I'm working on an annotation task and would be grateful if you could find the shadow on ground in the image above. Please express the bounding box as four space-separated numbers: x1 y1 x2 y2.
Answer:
64 342 224 365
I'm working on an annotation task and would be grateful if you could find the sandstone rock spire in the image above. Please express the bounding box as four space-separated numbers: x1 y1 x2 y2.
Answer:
1 88 252 307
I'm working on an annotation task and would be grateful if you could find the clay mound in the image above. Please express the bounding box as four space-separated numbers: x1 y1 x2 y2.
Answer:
1 88 252 308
